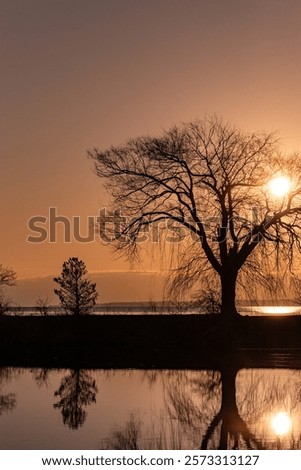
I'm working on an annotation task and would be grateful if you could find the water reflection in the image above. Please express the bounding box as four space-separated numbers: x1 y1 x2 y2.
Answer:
0 366 301 449
0 368 17 416
244 306 301 315
271 412 292 436
199 369 264 449
31 368 51 387
101 368 301 450
101 412 142 450
54 369 98 430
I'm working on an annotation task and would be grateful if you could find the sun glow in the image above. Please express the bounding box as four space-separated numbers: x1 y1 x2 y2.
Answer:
268 176 291 197
271 412 292 436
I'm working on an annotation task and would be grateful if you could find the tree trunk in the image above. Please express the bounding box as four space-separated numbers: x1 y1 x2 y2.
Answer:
220 270 239 319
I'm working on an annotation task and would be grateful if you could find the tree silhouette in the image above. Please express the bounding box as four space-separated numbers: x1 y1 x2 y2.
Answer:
90 116 301 318
54 257 98 316
35 297 50 316
0 264 16 315
54 369 98 429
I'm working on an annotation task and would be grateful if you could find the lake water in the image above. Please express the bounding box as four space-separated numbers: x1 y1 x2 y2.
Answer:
1 366 301 449
8 305 301 316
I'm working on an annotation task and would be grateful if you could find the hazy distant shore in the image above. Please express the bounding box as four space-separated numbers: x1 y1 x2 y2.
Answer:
5 302 301 316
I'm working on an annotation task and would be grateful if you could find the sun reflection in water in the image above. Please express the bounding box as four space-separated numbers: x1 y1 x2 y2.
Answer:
271 412 292 436
255 306 301 315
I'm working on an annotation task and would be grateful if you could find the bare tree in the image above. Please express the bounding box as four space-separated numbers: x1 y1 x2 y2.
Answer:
35 296 51 316
0 264 16 315
90 116 301 319
54 257 98 316
0 265 16 287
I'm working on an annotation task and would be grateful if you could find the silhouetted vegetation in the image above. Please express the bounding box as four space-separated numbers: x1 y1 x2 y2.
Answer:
54 257 98 316
35 297 51 316
90 116 301 319
0 264 16 315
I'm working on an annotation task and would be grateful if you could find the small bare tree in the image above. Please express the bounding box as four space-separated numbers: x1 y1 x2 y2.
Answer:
0 265 16 315
90 116 301 320
35 296 51 316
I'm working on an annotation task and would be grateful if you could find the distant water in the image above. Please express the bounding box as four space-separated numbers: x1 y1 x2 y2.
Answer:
7 305 301 316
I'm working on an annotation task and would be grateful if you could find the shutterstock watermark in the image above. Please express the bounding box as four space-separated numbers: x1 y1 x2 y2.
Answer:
27 207 96 243
26 207 188 244
27 206 263 244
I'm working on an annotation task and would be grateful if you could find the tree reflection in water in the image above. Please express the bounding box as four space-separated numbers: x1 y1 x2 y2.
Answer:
198 368 264 449
31 368 51 387
162 367 265 449
101 412 142 450
54 369 98 430
101 368 301 450
0 368 17 415
236 369 301 450
166 368 301 450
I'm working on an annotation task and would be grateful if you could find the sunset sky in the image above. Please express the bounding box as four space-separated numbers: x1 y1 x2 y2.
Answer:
2 0 301 303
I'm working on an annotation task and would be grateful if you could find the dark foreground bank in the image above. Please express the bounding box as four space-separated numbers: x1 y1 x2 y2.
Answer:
1 314 301 369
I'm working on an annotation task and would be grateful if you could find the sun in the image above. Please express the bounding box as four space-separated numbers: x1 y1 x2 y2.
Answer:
268 176 291 197
271 412 292 436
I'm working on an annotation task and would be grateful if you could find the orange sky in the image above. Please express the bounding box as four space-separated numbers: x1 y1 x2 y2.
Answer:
2 0 301 302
